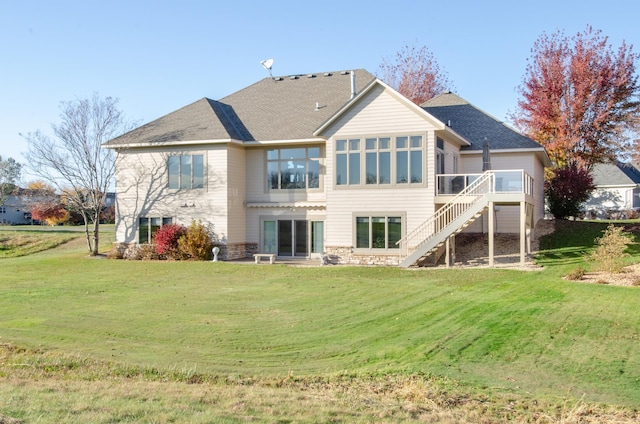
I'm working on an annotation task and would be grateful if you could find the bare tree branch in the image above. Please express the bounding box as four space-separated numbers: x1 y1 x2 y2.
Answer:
22 93 135 255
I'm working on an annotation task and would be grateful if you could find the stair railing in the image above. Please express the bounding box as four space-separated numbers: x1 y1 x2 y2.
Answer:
396 171 495 258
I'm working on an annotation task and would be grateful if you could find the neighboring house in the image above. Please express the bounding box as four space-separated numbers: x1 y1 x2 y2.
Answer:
104 69 550 267
584 161 640 218
0 191 33 225
104 192 116 209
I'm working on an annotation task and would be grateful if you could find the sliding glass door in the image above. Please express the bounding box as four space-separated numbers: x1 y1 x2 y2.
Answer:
263 219 324 257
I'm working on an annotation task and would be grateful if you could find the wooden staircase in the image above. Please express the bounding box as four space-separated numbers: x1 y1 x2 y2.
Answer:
397 171 494 268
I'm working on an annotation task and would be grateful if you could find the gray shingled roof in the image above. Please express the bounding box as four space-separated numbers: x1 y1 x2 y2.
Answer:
422 92 542 151
105 70 376 147
591 161 640 186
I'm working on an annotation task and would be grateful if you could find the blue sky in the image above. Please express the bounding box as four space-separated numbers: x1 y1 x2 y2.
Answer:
2 0 638 173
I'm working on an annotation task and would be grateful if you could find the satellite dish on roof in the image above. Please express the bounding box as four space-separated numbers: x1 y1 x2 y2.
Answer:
260 59 275 80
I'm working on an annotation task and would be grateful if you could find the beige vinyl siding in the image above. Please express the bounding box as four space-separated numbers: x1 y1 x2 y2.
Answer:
226 145 246 243
322 85 434 139
321 84 439 248
325 188 432 246
113 145 229 244
533 155 546 222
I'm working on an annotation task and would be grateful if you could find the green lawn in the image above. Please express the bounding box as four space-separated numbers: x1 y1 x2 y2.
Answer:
1 221 639 422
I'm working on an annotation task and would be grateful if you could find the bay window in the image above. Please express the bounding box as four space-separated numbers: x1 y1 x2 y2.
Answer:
267 147 321 190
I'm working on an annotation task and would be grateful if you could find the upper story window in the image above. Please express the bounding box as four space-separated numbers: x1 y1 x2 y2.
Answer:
336 135 424 187
168 154 204 189
267 147 321 190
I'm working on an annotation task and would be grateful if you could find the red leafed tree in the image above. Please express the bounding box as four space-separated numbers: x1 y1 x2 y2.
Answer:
31 202 69 226
545 164 596 219
512 26 640 171
379 43 453 105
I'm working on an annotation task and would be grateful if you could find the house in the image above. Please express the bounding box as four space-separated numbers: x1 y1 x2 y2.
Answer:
104 69 550 267
0 192 32 225
584 161 640 218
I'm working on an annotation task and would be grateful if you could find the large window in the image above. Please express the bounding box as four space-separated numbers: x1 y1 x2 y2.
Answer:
365 137 391 184
355 215 402 250
168 154 204 189
267 147 321 190
139 216 173 244
337 135 423 187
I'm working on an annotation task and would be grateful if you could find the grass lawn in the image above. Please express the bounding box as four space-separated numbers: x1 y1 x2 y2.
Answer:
1 221 639 422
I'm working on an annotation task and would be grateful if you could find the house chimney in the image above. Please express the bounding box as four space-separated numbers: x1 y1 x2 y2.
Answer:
350 70 356 99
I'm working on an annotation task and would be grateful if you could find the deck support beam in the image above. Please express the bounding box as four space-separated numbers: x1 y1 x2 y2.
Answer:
488 202 495 267
520 201 526 266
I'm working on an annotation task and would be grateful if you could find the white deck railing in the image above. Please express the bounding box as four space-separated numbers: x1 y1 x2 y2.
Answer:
437 170 533 196
396 171 494 257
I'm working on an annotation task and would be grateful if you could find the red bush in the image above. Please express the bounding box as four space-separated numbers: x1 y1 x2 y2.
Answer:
153 224 186 258
544 164 595 219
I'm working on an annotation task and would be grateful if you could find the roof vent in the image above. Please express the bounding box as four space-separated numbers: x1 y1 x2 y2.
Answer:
323 72 333 77
340 70 349 75
290 75 299 80
274 77 283 81
307 74 316 78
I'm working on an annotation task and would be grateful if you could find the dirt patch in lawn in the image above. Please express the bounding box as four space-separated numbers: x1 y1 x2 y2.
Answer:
569 263 640 287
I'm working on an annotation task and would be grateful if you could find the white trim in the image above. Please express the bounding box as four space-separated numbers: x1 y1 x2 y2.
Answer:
459 147 547 154
104 138 240 149
105 137 327 150
246 202 326 209
595 184 638 189
243 138 326 146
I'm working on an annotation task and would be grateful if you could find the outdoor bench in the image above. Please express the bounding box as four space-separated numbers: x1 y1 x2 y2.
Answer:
253 253 276 264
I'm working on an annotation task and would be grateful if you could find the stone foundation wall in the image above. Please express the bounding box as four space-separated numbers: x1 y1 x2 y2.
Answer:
323 245 401 266
224 242 258 260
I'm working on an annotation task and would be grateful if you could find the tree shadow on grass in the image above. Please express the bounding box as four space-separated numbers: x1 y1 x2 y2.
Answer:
536 219 640 268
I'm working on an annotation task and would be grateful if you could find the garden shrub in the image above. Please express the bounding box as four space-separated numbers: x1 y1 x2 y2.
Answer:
177 220 213 260
588 224 634 273
125 244 160 260
565 266 586 281
107 243 125 259
154 224 186 259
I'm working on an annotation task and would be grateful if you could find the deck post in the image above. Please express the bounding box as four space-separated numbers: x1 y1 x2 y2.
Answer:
445 236 450 268
520 201 526 265
488 202 494 267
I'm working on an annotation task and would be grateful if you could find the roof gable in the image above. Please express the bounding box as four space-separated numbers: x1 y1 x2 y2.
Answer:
422 92 542 151
314 78 447 137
